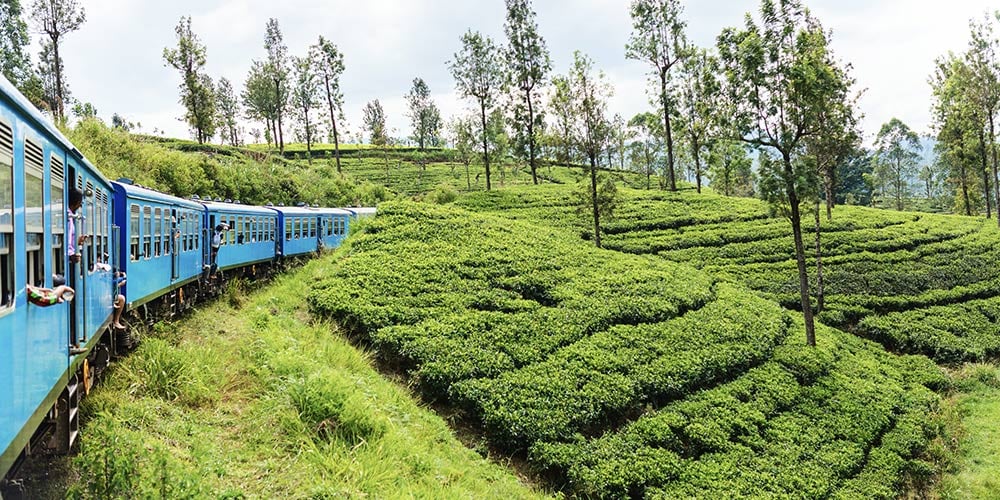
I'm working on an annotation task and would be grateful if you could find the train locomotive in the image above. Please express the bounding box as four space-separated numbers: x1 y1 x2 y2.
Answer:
0 74 371 483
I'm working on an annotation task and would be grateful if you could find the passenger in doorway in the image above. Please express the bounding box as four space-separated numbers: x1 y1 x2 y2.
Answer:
27 283 75 306
210 223 228 277
112 271 126 329
67 189 84 264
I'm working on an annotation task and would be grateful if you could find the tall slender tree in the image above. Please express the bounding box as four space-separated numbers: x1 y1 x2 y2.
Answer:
291 55 321 163
677 48 719 194
242 60 278 147
163 16 216 144
718 0 847 347
449 30 503 191
311 36 344 173
626 0 687 191
36 39 66 115
968 12 1000 225
549 74 575 167
312 36 345 173
504 0 551 185
628 111 662 189
29 0 83 121
263 18 290 153
405 77 442 150
567 51 613 248
873 118 922 211
1 0 40 100
216 77 240 146
362 100 389 185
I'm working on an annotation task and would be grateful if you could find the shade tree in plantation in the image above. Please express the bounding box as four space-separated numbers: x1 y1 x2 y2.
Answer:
405 77 442 151
873 118 922 211
967 12 1000 224
677 47 720 194
548 74 576 167
1 0 44 107
931 53 981 216
312 36 345 172
504 0 551 185
163 16 216 145
718 0 849 347
626 0 687 191
35 40 67 116
449 30 503 190
363 99 391 185
291 55 321 163
450 115 477 190
565 51 614 248
216 77 241 146
706 140 753 197
607 114 629 171
628 111 662 189
242 60 278 147
29 0 84 121
263 18 290 153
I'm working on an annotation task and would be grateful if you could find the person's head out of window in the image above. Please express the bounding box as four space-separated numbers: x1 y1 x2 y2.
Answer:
69 188 84 214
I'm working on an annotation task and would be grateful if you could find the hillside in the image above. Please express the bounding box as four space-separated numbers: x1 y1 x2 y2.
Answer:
308 201 947 498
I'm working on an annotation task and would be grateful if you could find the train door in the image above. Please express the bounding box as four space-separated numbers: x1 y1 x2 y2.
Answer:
170 209 180 281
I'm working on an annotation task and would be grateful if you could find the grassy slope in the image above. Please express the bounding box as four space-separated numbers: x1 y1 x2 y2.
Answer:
67 262 544 498
939 365 1000 499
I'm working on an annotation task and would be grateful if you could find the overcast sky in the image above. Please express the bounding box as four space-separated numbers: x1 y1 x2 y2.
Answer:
45 0 1000 146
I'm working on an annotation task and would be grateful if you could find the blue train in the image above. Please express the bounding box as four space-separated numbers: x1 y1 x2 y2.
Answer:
0 75 372 482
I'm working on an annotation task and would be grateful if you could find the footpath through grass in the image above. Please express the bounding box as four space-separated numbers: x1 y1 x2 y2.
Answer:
938 364 1000 499
65 263 545 498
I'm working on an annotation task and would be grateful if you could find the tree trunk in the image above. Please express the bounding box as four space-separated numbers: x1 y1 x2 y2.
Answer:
661 74 677 192
823 166 834 220
304 110 312 165
645 143 652 190
323 75 342 173
275 79 285 153
980 129 992 218
813 198 825 314
590 155 601 248
527 92 538 185
960 162 972 216
991 115 1000 227
480 101 491 191
52 34 64 121
692 137 702 194
465 160 471 190
784 152 816 347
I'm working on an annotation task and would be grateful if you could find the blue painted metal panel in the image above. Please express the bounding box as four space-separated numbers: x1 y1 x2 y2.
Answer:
204 201 278 270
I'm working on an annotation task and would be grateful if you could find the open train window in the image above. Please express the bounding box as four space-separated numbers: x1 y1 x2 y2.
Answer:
153 208 162 257
310 218 316 238
143 206 152 259
85 181 95 272
0 119 13 308
130 204 140 261
51 155 65 279
25 139 44 286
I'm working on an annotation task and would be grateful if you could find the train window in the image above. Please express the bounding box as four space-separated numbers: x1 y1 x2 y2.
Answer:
85 181 95 272
143 206 152 259
257 218 263 242
163 209 170 255
270 218 275 241
0 119 12 308
130 204 140 261
50 155 65 278
25 139 44 286
153 208 162 257
285 219 292 240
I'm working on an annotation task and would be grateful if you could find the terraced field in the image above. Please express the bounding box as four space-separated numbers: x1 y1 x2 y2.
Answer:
308 201 946 498
459 187 1000 364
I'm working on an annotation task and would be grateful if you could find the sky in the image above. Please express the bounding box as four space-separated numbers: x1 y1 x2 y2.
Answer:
42 0 1000 146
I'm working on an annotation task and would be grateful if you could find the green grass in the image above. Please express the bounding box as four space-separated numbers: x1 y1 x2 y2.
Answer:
66 261 546 499
939 364 1000 499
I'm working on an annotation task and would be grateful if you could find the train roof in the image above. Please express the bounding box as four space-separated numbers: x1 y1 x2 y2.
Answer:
0 75 111 189
313 207 355 216
269 205 326 216
345 207 377 217
112 181 204 209
200 199 278 215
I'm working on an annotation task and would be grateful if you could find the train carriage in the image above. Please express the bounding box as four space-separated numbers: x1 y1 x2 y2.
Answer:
112 181 205 311
1 76 117 478
202 200 278 273
316 207 354 250
273 205 321 257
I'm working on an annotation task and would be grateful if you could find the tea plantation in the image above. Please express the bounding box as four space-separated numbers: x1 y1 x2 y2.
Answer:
309 201 947 498
459 187 1000 364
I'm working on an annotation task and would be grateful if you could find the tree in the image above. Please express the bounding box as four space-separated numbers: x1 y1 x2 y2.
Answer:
450 115 477 190
362 100 389 185
163 16 216 144
291 55 321 163
405 77 442 150
567 51 614 248
677 48 720 194
242 60 278 147
835 148 875 206
216 77 240 146
549 74 576 167
263 18 290 153
504 0 551 185
718 0 848 347
71 100 95 119
931 53 980 215
968 12 1000 224
626 0 687 191
449 30 503 190
1 0 42 104
36 39 66 115
873 118 921 211
628 111 662 189
29 0 83 121
706 140 753 196
312 36 345 173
